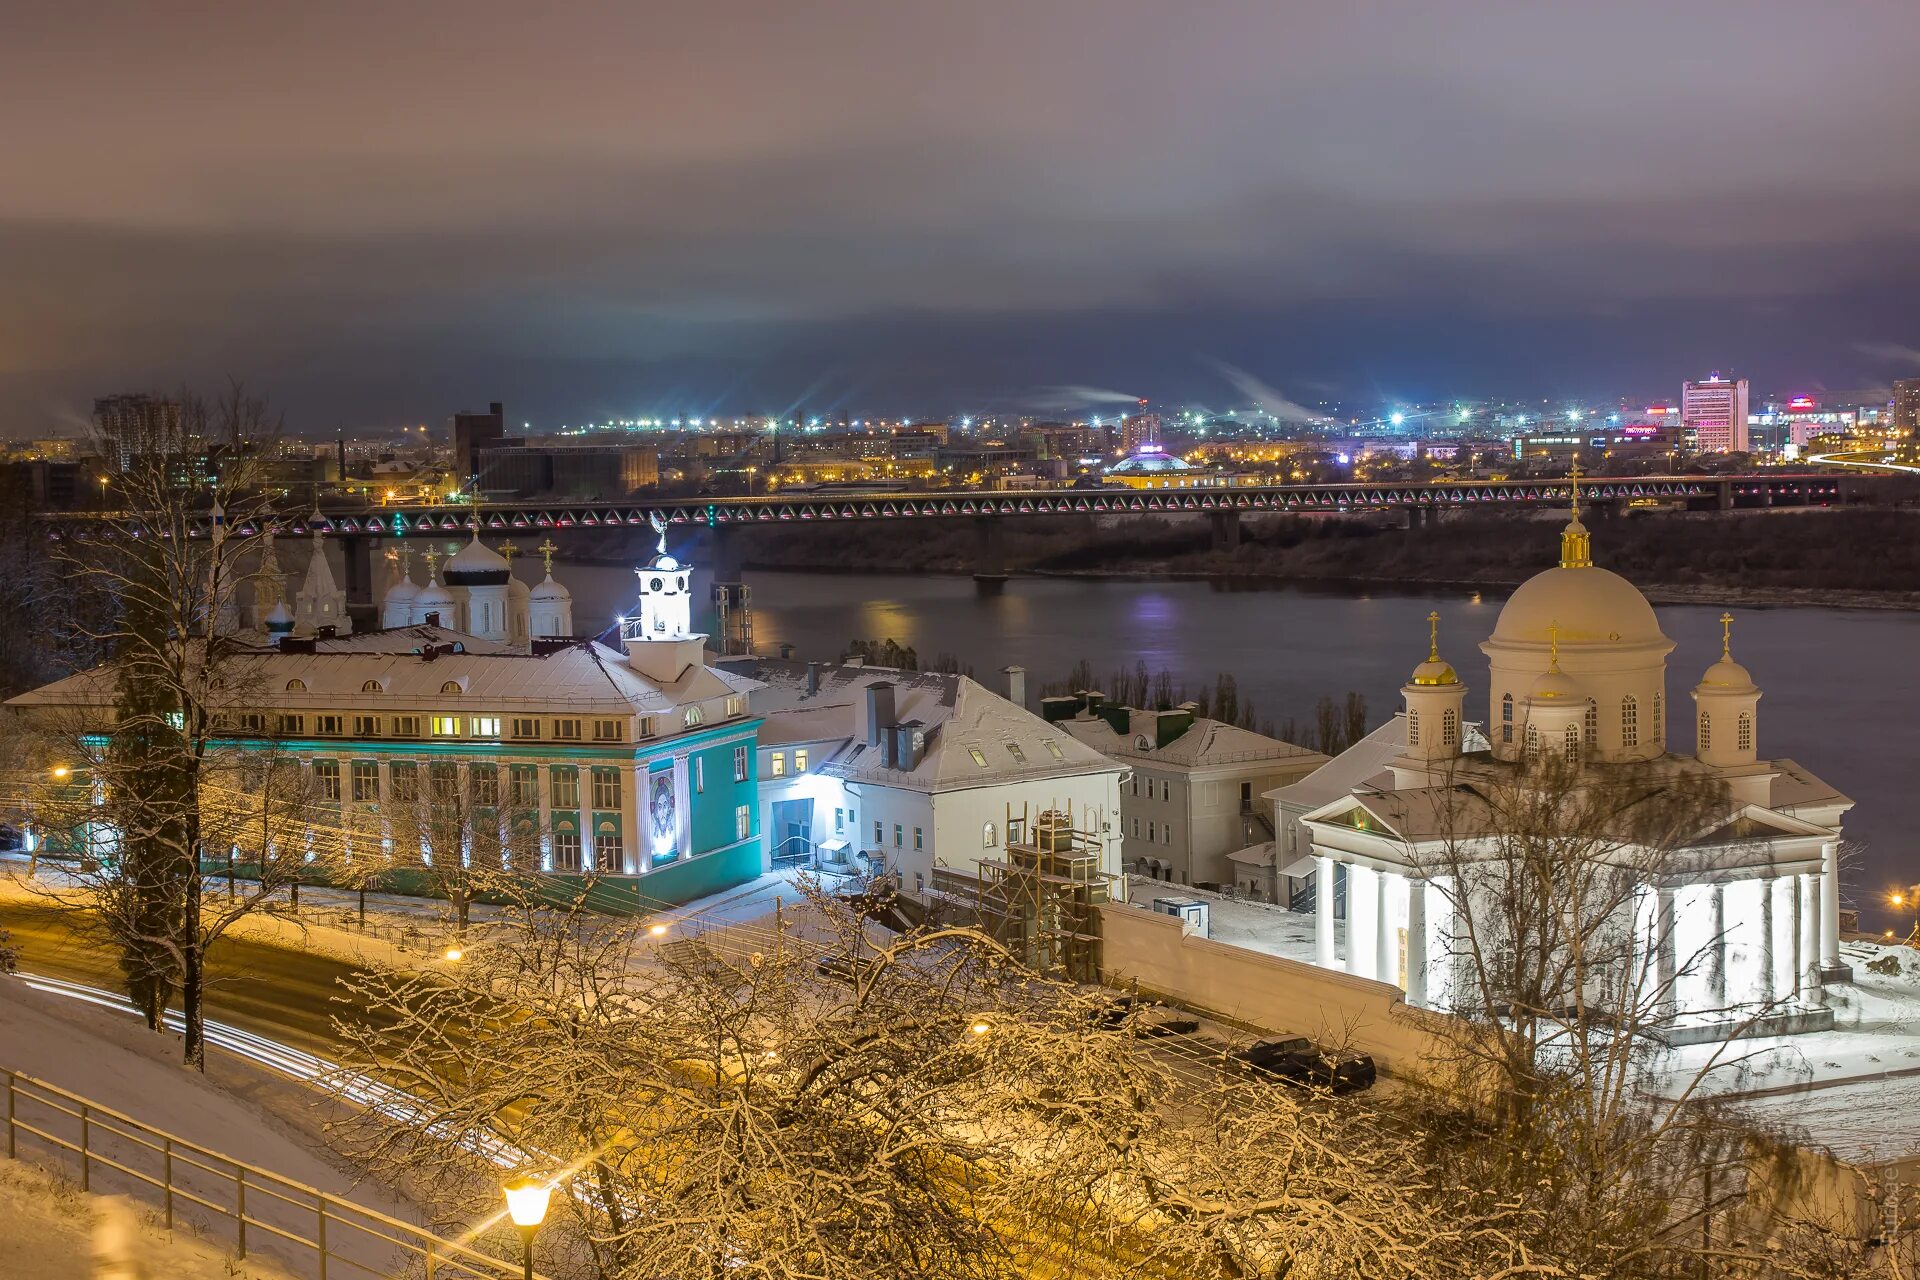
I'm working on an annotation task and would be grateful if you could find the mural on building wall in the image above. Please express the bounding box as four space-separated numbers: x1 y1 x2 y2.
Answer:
648 768 679 866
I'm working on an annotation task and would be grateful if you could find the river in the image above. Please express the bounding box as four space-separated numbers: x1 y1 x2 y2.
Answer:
534 562 1918 929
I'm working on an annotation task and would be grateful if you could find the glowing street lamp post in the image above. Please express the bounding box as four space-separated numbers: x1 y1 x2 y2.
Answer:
1890 887 1920 943
502 1175 553 1280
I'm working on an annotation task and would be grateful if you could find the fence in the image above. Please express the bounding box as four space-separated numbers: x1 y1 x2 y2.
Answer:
1 1067 542 1280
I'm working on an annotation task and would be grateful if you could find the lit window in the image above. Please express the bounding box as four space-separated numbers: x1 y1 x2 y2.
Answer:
726 696 745 717
967 747 989 768
431 716 460 737
1698 710 1712 751
770 752 786 778
685 705 705 726
470 716 501 738
732 745 748 782
735 804 751 841
794 748 808 772
1737 712 1753 753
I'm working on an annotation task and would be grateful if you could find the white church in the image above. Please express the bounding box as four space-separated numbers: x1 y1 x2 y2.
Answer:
1291 495 1851 1037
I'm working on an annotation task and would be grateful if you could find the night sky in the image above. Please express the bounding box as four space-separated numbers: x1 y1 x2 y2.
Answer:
5 1 1920 431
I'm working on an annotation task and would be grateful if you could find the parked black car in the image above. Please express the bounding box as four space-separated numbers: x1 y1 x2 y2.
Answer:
1229 1036 1376 1094
1090 994 1202 1038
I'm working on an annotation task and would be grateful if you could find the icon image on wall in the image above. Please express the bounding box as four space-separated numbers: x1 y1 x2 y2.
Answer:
649 770 679 866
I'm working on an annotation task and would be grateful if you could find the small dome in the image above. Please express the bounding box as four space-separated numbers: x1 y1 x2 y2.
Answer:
1528 666 1582 703
417 577 457 611
1410 658 1458 687
443 534 511 585
1697 656 1756 693
384 575 420 604
649 553 682 573
530 572 572 603
264 599 294 634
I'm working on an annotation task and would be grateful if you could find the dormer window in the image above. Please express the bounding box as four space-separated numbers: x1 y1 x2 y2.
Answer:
684 705 704 727
285 678 306 693
440 680 461 695
361 679 382 693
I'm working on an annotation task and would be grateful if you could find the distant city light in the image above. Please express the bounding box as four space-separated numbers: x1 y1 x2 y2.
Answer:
1389 411 1406 427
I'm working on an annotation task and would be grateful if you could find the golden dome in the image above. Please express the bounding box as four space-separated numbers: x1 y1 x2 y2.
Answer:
1528 665 1582 702
1409 611 1461 685
1697 613 1757 692
1492 563 1666 649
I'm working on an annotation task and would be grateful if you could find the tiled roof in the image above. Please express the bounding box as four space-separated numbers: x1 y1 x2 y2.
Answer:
1063 715 1325 771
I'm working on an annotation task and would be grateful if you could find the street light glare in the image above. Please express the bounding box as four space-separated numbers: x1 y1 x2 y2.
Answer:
444 947 463 962
503 1176 554 1229
648 923 668 937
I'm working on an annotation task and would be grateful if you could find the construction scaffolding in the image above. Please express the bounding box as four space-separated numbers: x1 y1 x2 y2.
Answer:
969 803 1115 982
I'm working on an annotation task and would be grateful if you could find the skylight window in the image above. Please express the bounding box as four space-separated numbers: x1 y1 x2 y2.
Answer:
1042 739 1064 760
1005 742 1026 764
967 747 989 768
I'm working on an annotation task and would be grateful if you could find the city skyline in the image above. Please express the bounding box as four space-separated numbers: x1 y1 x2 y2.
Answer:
4 2 1920 431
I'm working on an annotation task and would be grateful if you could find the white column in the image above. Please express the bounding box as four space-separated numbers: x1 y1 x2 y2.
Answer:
1348 865 1379 980
1781 876 1803 999
1820 841 1842 968
537 764 553 871
1707 882 1727 1006
1406 878 1429 1006
1427 874 1455 1011
1376 870 1397 986
1757 876 1777 1004
1655 886 1678 1020
1799 873 1822 995
1314 856 1337 969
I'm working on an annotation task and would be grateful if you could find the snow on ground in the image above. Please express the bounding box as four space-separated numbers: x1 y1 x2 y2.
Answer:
0 1157 302 1280
0 973 425 1275
1121 875 1336 964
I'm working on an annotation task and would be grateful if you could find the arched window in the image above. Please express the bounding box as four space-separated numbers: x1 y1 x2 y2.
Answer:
982 822 996 848
1564 723 1581 757
285 678 306 692
1441 707 1458 746
440 680 461 695
1621 694 1638 748
1652 692 1664 744
361 679 382 693
1583 698 1597 749
1697 710 1712 751
1501 693 1514 744
1524 724 1540 758
1407 710 1421 747
684 705 704 726
1737 712 1753 753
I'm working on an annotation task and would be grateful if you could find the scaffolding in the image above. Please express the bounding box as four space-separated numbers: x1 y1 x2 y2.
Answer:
970 802 1115 982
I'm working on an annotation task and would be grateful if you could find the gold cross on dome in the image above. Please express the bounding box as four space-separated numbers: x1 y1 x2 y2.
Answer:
1426 610 1441 661
498 540 519 564
537 538 559 574
1720 611 1734 658
423 546 441 580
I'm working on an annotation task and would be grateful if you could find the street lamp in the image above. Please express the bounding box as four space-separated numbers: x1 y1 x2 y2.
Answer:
502 1176 553 1280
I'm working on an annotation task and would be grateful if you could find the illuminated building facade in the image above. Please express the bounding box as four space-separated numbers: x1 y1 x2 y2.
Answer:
1681 373 1751 453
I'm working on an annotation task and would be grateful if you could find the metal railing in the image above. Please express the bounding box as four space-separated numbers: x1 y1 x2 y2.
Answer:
2 1067 541 1280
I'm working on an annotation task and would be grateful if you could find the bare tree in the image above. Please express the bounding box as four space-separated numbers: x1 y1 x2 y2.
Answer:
384 758 542 938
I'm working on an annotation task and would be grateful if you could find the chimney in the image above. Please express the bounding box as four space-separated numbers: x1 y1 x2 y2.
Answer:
316 624 337 640
866 681 896 748
778 642 796 660
423 610 441 628
805 661 821 696
1002 664 1027 709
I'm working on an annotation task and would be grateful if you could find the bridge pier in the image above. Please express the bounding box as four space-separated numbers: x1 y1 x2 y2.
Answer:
707 525 754 655
1208 509 1242 553
340 534 378 633
1405 506 1430 531
973 517 1008 594
1716 480 1735 511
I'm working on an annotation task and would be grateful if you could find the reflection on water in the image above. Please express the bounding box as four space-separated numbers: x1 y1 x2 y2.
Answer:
532 562 1918 926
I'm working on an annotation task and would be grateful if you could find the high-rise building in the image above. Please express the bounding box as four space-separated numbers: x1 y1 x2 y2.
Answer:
1120 412 1161 452
1680 374 1750 453
94 394 182 471
1894 378 1920 437
451 401 506 485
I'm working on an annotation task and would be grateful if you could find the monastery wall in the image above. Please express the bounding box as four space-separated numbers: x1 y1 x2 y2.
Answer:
1097 904 1462 1085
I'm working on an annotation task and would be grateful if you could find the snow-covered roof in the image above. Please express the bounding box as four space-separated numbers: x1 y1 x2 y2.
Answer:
720 659 1120 794
1266 714 1409 813
6 633 760 718
1063 715 1325 772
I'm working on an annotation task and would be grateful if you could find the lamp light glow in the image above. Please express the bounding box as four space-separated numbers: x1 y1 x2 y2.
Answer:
503 1176 553 1228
